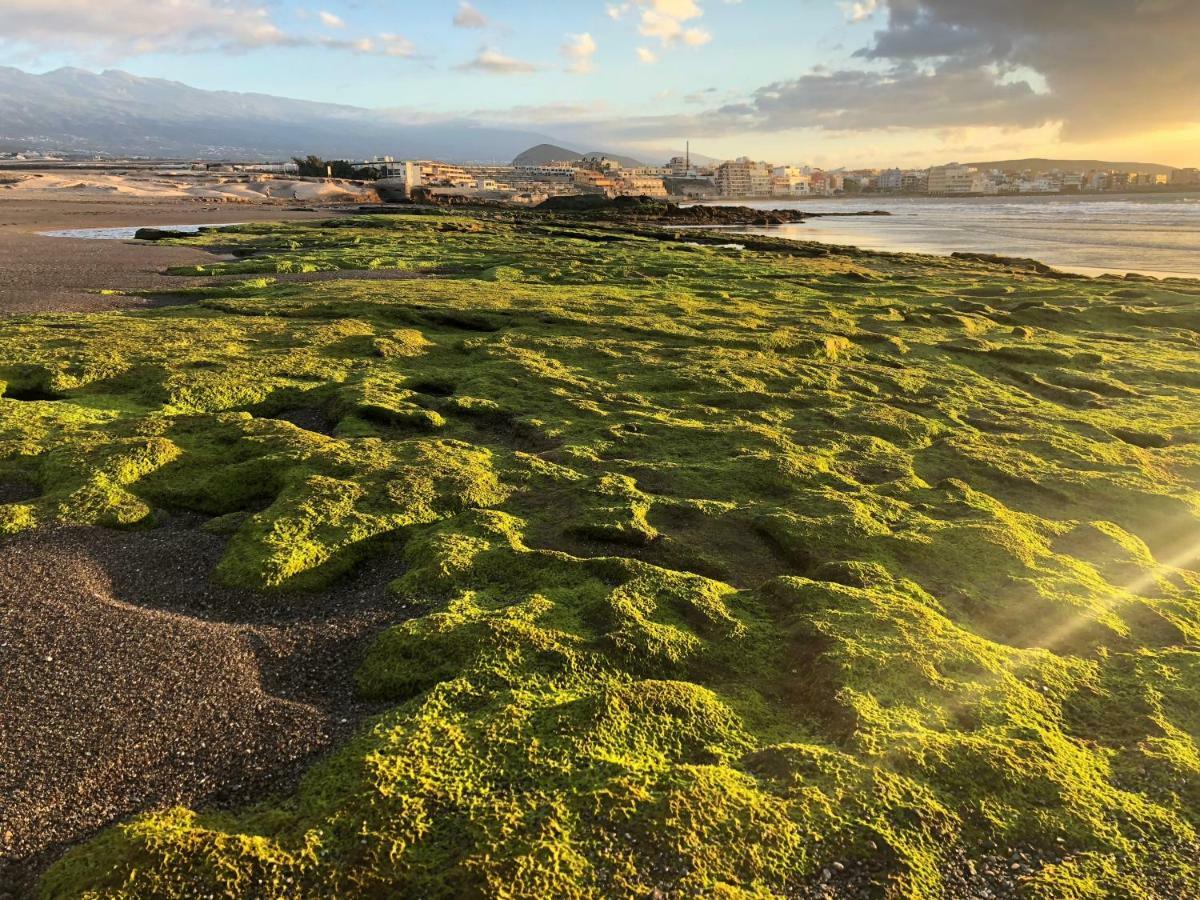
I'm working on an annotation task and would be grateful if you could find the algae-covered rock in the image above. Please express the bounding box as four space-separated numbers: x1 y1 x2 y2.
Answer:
18 210 1200 898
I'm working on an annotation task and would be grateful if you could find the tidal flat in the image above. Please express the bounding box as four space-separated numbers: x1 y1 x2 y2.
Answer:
4 209 1200 898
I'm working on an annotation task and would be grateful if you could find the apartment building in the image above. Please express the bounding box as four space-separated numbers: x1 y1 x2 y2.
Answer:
715 157 772 197
573 168 618 194
770 165 811 196
617 174 668 197
876 168 903 191
927 163 990 194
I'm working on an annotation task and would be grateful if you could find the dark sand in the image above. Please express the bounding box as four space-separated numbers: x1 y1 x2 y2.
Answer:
0 198 339 315
0 194 408 894
0 521 406 894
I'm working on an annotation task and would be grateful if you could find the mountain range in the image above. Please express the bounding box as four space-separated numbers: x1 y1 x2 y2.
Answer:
1 68 1182 175
0 66 562 162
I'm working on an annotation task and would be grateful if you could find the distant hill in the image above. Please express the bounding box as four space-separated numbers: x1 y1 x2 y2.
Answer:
513 144 645 168
0 66 556 162
581 151 646 168
966 157 1178 174
512 144 583 166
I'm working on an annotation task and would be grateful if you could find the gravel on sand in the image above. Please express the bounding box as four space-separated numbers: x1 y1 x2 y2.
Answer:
0 519 406 894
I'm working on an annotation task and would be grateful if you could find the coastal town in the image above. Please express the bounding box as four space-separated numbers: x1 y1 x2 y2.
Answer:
5 145 1199 204
328 150 1200 202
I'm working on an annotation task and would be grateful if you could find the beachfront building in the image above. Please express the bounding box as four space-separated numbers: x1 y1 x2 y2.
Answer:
421 161 474 187
573 168 619 194
806 171 844 195
715 157 772 198
808 170 830 195
770 166 811 197
627 165 670 177
927 163 992 195
616 173 668 198
668 155 705 178
877 168 903 192
1060 173 1085 192
514 163 577 180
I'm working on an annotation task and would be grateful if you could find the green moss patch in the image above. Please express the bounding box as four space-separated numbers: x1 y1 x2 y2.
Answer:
13 211 1200 897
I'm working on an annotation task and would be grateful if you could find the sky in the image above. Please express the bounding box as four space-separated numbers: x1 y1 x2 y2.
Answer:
1 0 1198 168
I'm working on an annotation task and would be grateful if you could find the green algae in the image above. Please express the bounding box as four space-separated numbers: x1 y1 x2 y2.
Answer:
8 211 1200 897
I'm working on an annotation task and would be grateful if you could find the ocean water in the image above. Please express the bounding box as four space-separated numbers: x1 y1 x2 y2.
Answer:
708 193 1200 279
38 224 243 240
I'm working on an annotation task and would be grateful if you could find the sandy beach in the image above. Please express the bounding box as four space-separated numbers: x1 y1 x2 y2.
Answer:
0 185 390 894
0 521 405 895
0 170 374 314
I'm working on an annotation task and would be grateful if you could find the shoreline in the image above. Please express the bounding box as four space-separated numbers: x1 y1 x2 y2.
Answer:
682 188 1200 203
4 195 1196 319
0 197 353 315
683 191 1200 281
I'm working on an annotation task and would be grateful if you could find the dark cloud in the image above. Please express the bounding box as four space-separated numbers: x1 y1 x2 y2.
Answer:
564 0 1200 142
858 0 1200 138
714 59 1053 132
855 19 995 60
593 0 1197 142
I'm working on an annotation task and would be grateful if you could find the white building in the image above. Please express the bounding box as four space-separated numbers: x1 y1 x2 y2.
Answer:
770 166 811 196
617 174 668 198
877 168 903 191
716 157 772 197
927 163 992 195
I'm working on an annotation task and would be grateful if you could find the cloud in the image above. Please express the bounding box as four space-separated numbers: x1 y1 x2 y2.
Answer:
330 33 415 58
716 61 1054 132
453 2 488 29
0 0 288 55
636 46 658 64
456 47 538 75
638 0 703 46
470 100 612 124
855 0 1200 139
561 32 597 74
839 0 879 23
609 0 712 49
497 59 1056 150
477 0 1195 153
0 0 416 59
317 10 344 29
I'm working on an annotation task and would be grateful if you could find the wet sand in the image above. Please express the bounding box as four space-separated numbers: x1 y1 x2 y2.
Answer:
0 197 344 315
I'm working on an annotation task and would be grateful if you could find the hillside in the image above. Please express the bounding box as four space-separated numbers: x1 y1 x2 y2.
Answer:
511 143 582 166
966 157 1178 174
513 143 645 168
7 210 1200 898
0 66 553 161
